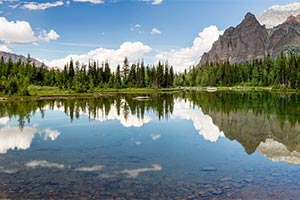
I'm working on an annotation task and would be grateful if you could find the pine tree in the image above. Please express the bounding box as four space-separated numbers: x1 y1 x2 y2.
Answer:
115 65 122 88
139 60 146 87
157 61 164 88
169 66 174 87
122 57 129 86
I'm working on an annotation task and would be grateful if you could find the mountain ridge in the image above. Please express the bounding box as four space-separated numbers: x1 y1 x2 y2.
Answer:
198 12 300 66
0 51 46 68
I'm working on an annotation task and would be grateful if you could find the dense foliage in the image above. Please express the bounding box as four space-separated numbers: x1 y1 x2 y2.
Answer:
1 52 300 95
175 53 300 89
0 56 174 95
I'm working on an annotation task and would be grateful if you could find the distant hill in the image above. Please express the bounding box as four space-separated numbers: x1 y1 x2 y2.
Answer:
198 12 300 66
0 51 46 68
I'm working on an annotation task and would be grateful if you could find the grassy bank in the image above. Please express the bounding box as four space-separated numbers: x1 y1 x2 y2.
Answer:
217 86 299 93
184 86 299 93
0 85 299 101
28 86 182 96
0 85 183 100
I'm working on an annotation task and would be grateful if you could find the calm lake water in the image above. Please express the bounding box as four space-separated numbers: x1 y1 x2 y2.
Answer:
0 91 299 199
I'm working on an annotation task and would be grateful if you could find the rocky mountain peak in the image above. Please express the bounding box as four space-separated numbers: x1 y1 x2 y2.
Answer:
237 12 262 29
198 12 300 66
244 12 257 22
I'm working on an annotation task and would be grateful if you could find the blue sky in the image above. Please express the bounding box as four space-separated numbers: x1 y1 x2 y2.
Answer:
0 0 297 71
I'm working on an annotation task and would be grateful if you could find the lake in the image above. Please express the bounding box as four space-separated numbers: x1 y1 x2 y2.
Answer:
0 91 299 199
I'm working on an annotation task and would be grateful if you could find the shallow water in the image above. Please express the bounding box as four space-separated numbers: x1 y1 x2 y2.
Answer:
0 92 299 199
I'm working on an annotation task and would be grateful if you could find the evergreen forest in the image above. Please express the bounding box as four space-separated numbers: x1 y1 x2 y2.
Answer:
176 53 300 89
0 52 300 96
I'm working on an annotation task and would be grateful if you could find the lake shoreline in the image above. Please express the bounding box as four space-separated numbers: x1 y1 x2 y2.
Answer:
0 86 299 101
0 88 182 101
184 86 299 93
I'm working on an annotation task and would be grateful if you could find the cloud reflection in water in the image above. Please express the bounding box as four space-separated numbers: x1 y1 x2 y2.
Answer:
121 164 162 178
25 160 64 169
172 100 224 142
0 166 17 174
0 116 9 125
0 126 60 154
75 165 103 172
74 99 224 143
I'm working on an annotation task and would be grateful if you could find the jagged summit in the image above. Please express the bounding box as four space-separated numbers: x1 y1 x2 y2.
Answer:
244 12 257 21
198 12 300 66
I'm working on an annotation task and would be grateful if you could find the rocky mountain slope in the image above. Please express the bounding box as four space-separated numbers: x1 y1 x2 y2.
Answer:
0 51 46 67
198 12 300 66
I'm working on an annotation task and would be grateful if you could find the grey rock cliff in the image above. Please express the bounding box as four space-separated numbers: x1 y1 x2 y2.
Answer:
198 13 300 66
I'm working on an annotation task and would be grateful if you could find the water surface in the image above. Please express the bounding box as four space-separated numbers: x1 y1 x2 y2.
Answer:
0 92 299 199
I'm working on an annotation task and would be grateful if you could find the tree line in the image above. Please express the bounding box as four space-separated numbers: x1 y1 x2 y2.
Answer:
1 52 300 95
0 56 174 95
175 52 300 89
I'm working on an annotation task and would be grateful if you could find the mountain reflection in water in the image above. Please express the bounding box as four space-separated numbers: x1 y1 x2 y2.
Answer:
190 91 300 164
0 92 299 164
0 92 300 199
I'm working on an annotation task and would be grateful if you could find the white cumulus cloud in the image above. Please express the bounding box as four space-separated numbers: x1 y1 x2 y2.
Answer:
141 0 163 5
0 45 12 52
23 1 64 10
0 17 60 43
155 25 222 72
73 0 104 4
152 0 162 5
131 24 143 33
0 17 36 43
257 2 300 28
151 0 163 5
45 41 152 69
151 28 161 35
151 134 161 140
0 0 18 4
38 29 60 42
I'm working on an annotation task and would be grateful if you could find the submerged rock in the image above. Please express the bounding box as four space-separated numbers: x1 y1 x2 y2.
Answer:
200 167 217 172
